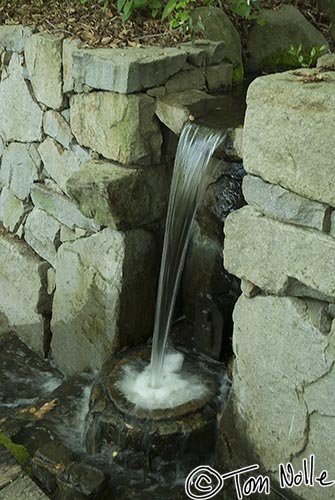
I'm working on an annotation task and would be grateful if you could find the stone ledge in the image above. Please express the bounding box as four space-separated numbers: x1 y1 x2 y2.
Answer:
71 46 187 93
24 33 63 110
243 69 335 207
0 24 34 51
232 293 335 484
0 229 51 354
70 91 162 165
51 227 157 374
224 206 335 301
243 174 332 232
66 160 170 230
31 183 99 233
155 89 216 135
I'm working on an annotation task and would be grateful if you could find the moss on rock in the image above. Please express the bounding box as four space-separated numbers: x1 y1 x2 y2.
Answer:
232 63 244 84
0 430 30 467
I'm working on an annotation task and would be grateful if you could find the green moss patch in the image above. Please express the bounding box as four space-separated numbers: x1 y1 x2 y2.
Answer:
233 63 244 84
0 431 30 467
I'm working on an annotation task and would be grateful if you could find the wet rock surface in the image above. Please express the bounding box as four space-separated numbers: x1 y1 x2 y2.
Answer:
85 345 228 481
0 332 231 499
183 160 245 361
0 332 110 499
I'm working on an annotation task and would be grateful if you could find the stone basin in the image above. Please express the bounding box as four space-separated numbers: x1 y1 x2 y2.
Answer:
85 345 227 477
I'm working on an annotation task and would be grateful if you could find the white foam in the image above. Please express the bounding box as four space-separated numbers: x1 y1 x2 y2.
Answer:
116 352 209 410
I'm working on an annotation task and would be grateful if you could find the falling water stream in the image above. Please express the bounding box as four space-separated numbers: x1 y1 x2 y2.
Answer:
149 122 224 388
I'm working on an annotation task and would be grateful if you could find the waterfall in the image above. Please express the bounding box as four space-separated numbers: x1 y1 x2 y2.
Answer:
149 122 224 388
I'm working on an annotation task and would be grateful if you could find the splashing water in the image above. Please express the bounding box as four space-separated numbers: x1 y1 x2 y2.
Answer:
117 352 210 410
149 123 224 388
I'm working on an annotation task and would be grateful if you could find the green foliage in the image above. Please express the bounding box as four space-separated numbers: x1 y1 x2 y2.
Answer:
228 0 261 19
117 0 162 21
162 0 205 41
287 43 328 68
115 0 263 37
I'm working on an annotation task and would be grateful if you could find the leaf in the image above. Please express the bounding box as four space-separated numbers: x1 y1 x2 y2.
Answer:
34 399 57 419
197 20 205 31
162 0 176 19
122 0 133 21
128 40 142 46
150 0 162 8
117 0 127 11
133 0 148 8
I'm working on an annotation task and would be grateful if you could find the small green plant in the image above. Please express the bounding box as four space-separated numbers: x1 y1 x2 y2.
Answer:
287 43 328 68
162 0 204 41
117 0 162 21
115 0 263 38
227 0 261 19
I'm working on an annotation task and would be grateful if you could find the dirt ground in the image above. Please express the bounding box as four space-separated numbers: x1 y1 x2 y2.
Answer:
0 0 332 49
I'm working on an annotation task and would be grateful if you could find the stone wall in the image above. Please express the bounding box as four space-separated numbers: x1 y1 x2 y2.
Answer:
0 25 237 375
223 56 335 499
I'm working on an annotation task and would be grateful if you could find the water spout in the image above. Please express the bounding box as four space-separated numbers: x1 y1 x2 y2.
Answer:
149 123 224 388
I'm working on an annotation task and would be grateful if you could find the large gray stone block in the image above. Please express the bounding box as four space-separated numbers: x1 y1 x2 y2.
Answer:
243 175 331 231
180 40 233 66
189 8 242 68
317 52 335 71
38 138 86 194
51 228 157 375
224 206 335 301
206 62 233 91
155 89 216 135
0 229 51 354
24 208 61 267
0 25 33 51
62 38 81 93
243 70 335 207
71 47 187 93
70 92 162 165
43 110 72 149
164 66 206 94
0 187 31 234
25 33 63 110
0 143 41 200
232 294 335 498
31 183 99 232
66 160 170 230
0 53 42 142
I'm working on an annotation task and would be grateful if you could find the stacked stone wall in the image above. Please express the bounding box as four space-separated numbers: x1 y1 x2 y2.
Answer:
224 57 335 499
0 25 238 375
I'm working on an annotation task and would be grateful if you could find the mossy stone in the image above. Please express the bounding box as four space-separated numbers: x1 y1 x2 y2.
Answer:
232 63 244 84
